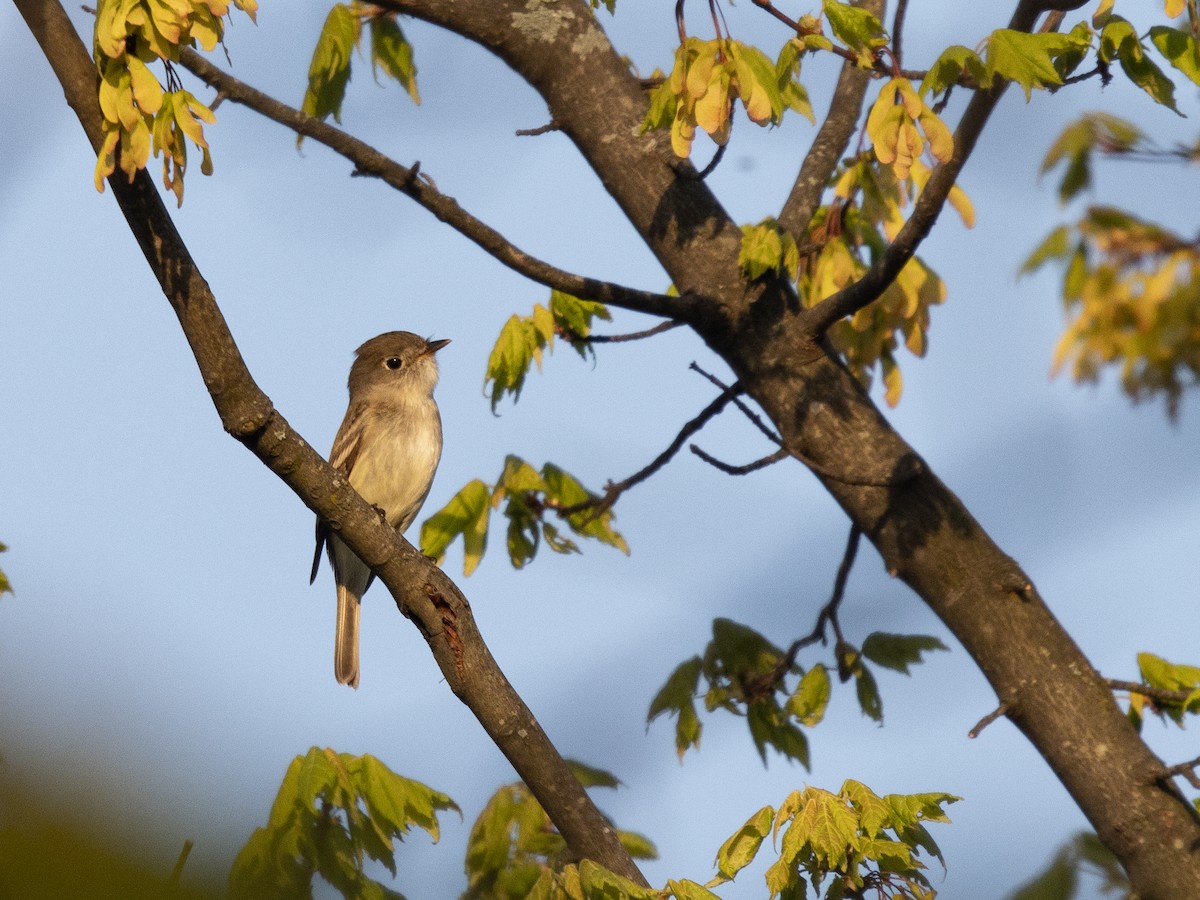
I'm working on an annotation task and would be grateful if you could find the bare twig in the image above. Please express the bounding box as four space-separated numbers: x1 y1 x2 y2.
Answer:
1107 679 1200 706
691 363 921 486
743 525 862 699
690 445 789 474
969 703 1011 739
175 49 687 322
1162 755 1200 790
690 364 782 443
516 120 561 137
585 321 684 343
552 379 742 520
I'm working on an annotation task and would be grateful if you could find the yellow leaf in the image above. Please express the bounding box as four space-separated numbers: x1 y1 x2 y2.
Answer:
881 352 903 406
186 4 223 52
694 68 731 135
671 115 695 157
127 55 164 114
685 45 717 99
98 59 122 123
1164 0 1185 17
93 124 120 192
919 109 954 163
948 184 975 227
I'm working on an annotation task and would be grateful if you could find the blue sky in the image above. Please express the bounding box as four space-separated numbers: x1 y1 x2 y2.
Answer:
3 3 1199 897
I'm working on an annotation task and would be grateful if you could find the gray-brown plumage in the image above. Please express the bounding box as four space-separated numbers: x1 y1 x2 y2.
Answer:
311 332 448 688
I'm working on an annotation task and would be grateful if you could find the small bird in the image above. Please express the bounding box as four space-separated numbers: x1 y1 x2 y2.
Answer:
310 331 449 688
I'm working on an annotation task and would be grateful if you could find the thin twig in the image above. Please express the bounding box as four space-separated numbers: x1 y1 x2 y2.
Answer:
1107 679 1200 706
690 364 782 443
743 525 862 699
969 703 1010 738
586 321 683 343
552 379 743 520
1162 755 1200 790
690 445 789 474
516 120 560 137
690 363 921 486
175 49 688 321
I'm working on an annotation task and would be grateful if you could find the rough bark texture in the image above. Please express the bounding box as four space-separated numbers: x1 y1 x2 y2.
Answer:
16 0 1200 896
384 1 1200 896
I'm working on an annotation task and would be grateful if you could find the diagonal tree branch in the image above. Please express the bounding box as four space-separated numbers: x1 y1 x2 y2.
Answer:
13 0 646 884
800 0 1075 336
777 0 883 241
177 48 689 322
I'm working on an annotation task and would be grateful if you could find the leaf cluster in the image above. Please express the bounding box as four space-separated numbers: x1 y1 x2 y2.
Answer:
712 783 959 900
1023 207 1200 417
485 291 613 412
229 747 459 900
464 762 656 900
91 0 255 204
420 455 628 577
1127 652 1200 729
640 37 812 158
300 2 420 140
648 619 947 765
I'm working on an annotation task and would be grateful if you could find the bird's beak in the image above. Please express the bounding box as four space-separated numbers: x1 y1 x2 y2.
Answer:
424 338 451 356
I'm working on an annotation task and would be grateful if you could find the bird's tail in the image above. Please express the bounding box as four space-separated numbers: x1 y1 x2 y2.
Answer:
334 584 361 689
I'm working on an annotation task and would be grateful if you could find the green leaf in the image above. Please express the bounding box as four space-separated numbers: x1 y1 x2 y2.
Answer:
713 805 774 882
1100 16 1181 112
747 702 811 767
775 40 815 122
787 787 860 872
567 760 622 790
648 657 702 722
667 879 723 900
786 664 831 726
550 290 611 356
861 632 948 675
485 313 551 411
617 830 659 861
920 45 990 96
855 664 883 722
299 3 358 139
1021 226 1073 275
232 748 454 900
822 0 888 66
369 15 420 102
711 618 787 679
728 41 785 124
420 479 491 575
739 219 800 281
1150 25 1200 86
1138 651 1200 692
542 464 629 554
841 780 891 840
986 29 1081 100
578 859 659 900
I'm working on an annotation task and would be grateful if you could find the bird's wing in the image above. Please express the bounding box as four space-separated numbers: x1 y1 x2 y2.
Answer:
311 402 369 583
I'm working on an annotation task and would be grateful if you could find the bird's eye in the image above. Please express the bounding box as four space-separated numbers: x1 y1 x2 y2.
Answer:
385 357 403 370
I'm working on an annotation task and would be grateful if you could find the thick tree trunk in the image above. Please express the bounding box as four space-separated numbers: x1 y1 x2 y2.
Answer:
388 1 1200 896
